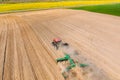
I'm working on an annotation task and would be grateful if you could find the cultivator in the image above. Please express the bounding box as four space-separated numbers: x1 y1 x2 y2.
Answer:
57 54 76 72
52 38 88 80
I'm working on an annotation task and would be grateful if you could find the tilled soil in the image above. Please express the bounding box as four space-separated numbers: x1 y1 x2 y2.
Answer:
0 9 120 80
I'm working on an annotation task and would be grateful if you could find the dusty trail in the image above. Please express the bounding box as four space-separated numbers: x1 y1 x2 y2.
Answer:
0 9 120 80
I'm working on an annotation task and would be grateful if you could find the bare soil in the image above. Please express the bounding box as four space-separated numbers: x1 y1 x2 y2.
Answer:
0 9 120 80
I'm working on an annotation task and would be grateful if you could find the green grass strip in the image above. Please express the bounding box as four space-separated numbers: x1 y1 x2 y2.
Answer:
71 3 120 16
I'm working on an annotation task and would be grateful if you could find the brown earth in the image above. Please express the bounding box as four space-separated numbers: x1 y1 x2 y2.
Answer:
0 9 120 80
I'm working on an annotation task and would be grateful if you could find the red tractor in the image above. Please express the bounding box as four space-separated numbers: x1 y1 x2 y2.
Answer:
52 38 62 50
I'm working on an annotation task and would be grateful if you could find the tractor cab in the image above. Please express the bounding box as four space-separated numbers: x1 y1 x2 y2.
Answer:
52 38 62 50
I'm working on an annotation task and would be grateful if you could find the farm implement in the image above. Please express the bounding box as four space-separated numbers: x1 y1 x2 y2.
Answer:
51 38 88 80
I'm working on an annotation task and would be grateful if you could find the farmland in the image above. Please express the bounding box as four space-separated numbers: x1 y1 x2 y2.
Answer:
0 1 120 13
0 0 120 80
71 3 120 16
0 9 120 80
